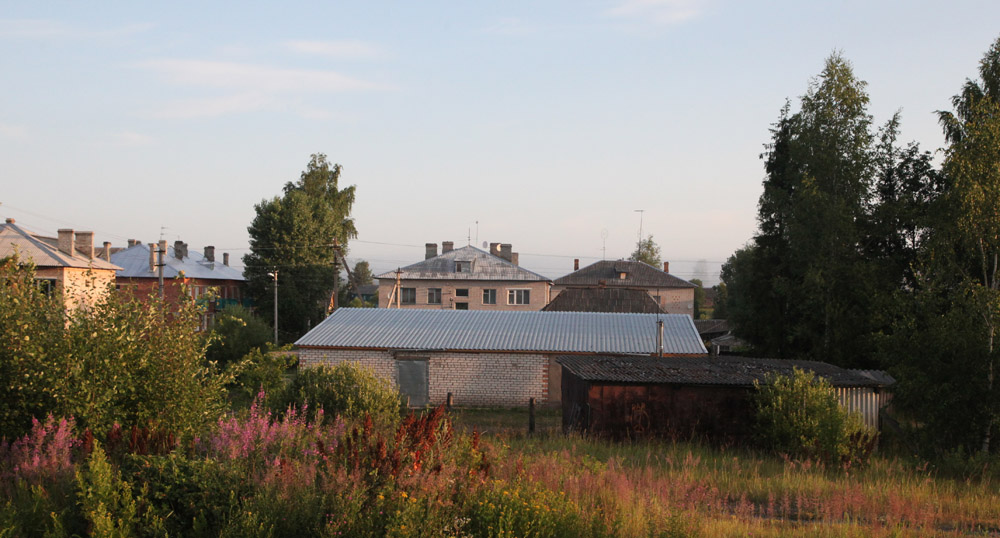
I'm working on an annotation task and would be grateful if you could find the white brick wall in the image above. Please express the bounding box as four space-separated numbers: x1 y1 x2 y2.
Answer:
297 348 549 406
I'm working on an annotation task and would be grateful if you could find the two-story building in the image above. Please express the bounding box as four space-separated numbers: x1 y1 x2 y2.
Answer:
0 218 120 310
376 241 551 310
552 259 696 317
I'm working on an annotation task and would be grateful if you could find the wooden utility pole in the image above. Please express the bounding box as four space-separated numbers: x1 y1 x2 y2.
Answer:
270 269 278 344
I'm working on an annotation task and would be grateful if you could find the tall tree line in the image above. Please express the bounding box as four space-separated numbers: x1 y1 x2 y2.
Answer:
722 38 1000 454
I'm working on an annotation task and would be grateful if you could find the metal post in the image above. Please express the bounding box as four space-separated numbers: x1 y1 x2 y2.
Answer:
157 241 165 300
529 397 536 435
271 269 278 344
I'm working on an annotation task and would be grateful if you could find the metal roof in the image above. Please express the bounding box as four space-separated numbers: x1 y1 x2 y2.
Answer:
296 308 707 355
0 221 120 271
542 288 664 313
557 355 894 388
554 260 695 289
375 245 549 282
111 243 245 281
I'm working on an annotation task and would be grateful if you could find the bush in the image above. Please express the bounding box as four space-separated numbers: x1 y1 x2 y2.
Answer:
205 305 273 368
752 368 876 466
273 363 401 426
225 348 296 409
0 256 227 438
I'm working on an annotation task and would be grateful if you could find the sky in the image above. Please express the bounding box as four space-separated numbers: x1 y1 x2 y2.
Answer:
2 1 999 285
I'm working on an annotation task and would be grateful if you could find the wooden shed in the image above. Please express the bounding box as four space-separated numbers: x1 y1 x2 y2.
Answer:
558 355 893 441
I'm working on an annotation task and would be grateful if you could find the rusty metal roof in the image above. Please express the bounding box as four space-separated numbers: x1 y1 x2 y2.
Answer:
557 355 894 388
375 245 548 282
296 308 707 355
554 260 695 289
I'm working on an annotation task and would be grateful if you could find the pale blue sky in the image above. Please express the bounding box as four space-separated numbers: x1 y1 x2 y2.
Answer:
2 1 998 284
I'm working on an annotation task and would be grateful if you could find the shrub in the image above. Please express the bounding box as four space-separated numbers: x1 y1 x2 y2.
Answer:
205 304 274 368
225 348 296 409
75 444 139 538
0 256 227 438
273 363 401 426
752 368 876 466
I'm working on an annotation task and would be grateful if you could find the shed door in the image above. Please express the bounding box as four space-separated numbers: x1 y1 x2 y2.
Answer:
397 359 429 407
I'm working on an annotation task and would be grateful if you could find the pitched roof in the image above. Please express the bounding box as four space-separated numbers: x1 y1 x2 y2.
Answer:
557 355 894 388
375 245 548 282
111 243 245 281
0 221 120 271
554 260 695 289
296 308 707 355
542 288 664 313
693 319 729 336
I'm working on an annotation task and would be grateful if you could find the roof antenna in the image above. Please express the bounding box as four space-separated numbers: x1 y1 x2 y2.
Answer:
601 229 608 260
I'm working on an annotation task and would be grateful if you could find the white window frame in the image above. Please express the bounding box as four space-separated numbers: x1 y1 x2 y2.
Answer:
507 288 530 305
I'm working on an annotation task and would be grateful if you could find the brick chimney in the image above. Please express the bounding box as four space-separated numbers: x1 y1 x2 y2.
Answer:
511 252 519 266
5 218 14 224
223 252 230 266
663 261 670 273
75 231 94 260
127 239 136 248
174 240 185 260
442 241 454 253
489 242 500 256
204 245 215 262
102 241 112 262
499 244 512 262
148 243 156 272
57 229 75 256
425 243 437 260
574 258 579 271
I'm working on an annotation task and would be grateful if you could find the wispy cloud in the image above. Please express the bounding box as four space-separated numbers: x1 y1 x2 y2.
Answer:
606 0 706 25
0 19 151 39
138 59 383 93
284 39 382 59
146 92 275 120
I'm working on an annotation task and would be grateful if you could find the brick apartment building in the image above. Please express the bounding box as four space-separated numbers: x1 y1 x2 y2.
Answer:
552 259 697 317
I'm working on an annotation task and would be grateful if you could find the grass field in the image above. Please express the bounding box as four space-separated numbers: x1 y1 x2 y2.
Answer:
450 407 1000 537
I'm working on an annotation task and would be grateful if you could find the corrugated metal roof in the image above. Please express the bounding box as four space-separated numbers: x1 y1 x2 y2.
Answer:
557 355 894 388
0 222 120 271
375 245 549 282
554 260 695 289
296 308 707 355
542 288 664 313
111 243 245 281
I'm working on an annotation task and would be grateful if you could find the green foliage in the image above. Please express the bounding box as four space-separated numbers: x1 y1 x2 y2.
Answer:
75 444 139 538
205 304 273 368
690 278 705 319
0 256 226 438
243 154 358 343
752 368 876 466
273 363 401 426
628 235 661 269
711 282 728 320
225 348 296 409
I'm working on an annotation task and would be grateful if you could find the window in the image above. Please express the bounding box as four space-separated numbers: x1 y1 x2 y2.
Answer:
455 302 469 310
507 289 530 305
36 278 57 297
427 288 442 304
456 289 469 297
483 289 496 305
455 261 471 273
401 288 416 305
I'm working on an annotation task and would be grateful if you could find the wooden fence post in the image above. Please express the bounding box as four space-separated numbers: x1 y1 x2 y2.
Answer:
446 392 453 413
529 397 536 435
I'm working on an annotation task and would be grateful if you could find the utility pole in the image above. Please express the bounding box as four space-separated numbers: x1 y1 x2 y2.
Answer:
269 269 278 344
332 238 340 312
157 239 166 300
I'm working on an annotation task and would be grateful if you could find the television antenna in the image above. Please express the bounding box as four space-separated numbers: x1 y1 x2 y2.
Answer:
601 229 608 260
634 209 645 241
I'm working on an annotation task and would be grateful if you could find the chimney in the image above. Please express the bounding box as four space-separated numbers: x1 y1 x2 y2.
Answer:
148 243 156 272
102 241 112 262
174 240 185 260
425 243 438 259
223 252 230 266
663 261 670 273
442 241 454 253
5 218 14 223
499 244 512 262
574 258 579 271
511 252 519 266
489 242 500 256
57 229 75 256
75 231 94 260
204 245 215 262
127 239 136 248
